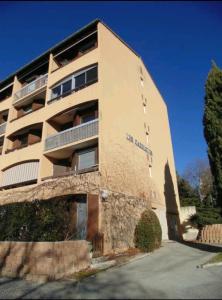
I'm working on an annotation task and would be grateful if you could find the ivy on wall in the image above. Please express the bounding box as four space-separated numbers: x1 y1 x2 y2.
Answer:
0 195 77 241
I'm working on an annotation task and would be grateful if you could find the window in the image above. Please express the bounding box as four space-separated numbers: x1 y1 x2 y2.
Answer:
78 148 96 170
23 103 33 114
51 85 61 99
86 67 97 83
146 133 149 144
81 113 95 124
20 135 28 146
79 38 97 54
143 105 146 114
75 73 86 90
149 165 152 177
140 77 144 86
62 79 72 94
50 65 98 101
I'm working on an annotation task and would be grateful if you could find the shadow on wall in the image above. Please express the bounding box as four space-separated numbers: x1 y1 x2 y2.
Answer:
164 161 181 240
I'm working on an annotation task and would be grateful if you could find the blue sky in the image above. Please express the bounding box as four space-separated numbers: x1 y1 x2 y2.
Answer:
0 1 222 174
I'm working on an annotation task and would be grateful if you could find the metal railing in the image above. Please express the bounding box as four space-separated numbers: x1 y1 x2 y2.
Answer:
14 74 48 104
45 119 98 151
0 122 6 135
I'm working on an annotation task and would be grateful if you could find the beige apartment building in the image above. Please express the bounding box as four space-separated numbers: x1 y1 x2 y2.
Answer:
0 19 181 254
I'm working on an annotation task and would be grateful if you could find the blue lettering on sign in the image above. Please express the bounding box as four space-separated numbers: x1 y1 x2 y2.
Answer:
126 133 152 156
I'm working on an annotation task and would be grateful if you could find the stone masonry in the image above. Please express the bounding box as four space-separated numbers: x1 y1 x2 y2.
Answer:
0 172 99 205
101 190 152 254
0 241 90 281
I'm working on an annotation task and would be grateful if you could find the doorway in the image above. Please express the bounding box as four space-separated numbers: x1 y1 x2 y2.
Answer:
76 195 88 240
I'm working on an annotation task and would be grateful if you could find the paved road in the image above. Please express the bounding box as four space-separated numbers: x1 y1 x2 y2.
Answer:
0 241 222 299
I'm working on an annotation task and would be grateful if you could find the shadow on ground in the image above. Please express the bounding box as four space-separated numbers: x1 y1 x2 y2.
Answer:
0 271 167 299
178 240 222 253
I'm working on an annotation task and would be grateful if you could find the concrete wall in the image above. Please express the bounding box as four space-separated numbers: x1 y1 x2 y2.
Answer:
98 22 181 238
0 241 90 281
180 206 196 223
180 206 199 241
153 207 168 240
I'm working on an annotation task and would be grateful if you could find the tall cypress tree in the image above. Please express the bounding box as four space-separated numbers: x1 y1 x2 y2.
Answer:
203 62 222 209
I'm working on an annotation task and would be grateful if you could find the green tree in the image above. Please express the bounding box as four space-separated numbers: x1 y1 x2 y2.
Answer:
177 172 200 207
203 62 222 209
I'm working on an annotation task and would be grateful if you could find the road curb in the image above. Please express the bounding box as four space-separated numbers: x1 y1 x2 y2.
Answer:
197 262 222 269
110 253 151 271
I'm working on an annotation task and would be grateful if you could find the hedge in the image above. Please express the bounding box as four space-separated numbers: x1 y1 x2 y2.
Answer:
134 209 162 252
0 195 78 241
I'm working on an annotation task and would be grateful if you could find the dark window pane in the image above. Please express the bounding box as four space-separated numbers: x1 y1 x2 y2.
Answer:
79 38 97 54
23 104 33 114
75 73 85 89
20 135 28 146
86 67 97 83
81 114 95 124
62 79 72 94
51 85 61 99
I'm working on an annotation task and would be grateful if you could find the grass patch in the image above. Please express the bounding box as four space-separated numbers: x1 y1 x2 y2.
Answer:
73 267 110 281
207 252 222 264
74 268 102 281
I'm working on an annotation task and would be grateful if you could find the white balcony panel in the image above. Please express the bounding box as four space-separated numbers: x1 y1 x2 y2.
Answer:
0 122 6 135
14 74 48 104
45 119 98 151
1 161 39 187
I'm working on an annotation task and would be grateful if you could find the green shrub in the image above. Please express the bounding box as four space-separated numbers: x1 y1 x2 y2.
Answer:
134 209 162 252
0 195 77 242
189 207 222 229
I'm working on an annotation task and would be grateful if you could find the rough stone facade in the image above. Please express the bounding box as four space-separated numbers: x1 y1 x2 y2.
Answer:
101 190 152 254
0 172 99 205
0 241 90 281
0 171 168 256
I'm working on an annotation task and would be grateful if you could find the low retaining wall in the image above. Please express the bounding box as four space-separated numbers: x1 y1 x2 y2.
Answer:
180 206 199 241
198 224 222 244
0 241 90 281
180 206 196 223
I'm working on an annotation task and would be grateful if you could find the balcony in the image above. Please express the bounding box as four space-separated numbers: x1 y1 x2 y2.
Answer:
0 122 6 136
6 123 43 154
13 74 48 105
45 118 98 152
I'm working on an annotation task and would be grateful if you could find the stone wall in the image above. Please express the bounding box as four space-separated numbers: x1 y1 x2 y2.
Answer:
0 171 99 205
101 190 152 254
0 241 90 281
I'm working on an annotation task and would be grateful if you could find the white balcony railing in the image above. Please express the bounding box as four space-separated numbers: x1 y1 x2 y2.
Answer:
14 74 48 104
0 122 6 136
45 119 98 151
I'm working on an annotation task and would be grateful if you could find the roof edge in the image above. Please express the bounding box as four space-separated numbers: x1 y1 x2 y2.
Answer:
0 19 100 87
98 20 140 58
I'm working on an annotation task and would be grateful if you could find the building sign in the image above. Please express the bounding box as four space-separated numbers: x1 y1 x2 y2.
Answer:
126 133 152 155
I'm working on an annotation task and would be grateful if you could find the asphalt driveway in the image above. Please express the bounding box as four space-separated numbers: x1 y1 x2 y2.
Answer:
0 241 222 299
